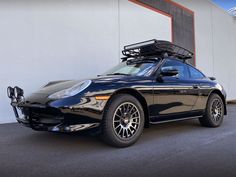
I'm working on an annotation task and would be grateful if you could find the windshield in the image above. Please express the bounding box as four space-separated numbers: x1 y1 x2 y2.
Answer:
102 59 160 76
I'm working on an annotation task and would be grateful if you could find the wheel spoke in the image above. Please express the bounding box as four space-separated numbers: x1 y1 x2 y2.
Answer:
131 111 139 117
122 128 125 138
130 124 137 130
127 128 132 137
115 124 121 130
131 117 139 120
128 106 135 114
115 114 122 120
126 104 130 113
118 127 122 135
125 129 128 138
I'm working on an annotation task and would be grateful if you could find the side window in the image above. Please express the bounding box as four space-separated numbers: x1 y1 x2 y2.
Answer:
161 59 190 79
188 65 205 79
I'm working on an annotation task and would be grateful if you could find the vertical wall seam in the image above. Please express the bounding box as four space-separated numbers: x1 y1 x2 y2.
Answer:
210 5 215 76
118 0 121 62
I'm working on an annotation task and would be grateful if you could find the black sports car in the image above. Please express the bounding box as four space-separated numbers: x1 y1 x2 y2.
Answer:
7 39 227 147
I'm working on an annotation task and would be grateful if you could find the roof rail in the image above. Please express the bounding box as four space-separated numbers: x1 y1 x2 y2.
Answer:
121 39 194 62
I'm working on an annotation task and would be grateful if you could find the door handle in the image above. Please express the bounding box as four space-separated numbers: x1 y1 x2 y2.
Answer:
193 84 199 89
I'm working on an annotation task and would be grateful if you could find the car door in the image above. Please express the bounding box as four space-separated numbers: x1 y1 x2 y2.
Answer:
150 59 199 122
187 64 211 112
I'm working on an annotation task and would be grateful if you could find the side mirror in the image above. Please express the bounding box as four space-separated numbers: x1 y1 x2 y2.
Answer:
209 77 216 81
161 68 179 77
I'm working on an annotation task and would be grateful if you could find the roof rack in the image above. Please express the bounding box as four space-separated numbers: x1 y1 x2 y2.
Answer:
121 39 194 62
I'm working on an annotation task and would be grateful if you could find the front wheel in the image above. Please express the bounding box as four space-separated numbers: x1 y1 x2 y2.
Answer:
199 93 224 127
101 94 144 147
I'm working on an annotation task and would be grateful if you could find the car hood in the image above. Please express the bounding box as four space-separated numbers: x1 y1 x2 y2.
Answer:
36 80 81 95
33 75 147 96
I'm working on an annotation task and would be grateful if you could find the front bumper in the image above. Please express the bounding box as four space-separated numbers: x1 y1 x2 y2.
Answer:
11 102 100 132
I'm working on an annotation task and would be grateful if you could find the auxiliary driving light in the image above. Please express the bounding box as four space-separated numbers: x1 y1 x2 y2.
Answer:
13 86 24 99
7 86 14 98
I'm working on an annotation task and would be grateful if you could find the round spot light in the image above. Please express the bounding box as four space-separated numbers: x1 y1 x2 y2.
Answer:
7 86 14 98
13 86 24 99
14 87 18 98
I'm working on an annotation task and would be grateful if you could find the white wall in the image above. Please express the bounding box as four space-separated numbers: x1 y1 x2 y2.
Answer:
174 0 236 100
0 0 171 123
119 0 171 54
211 5 236 101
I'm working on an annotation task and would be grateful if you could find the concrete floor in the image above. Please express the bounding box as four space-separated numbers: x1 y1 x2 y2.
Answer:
0 105 236 177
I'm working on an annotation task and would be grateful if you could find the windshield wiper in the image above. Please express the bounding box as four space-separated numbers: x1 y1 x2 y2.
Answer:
106 73 131 76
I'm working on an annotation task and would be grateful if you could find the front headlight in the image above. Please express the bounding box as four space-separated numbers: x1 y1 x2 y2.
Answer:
48 80 92 99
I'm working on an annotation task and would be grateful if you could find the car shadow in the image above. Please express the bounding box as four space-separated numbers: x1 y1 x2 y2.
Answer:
12 119 203 151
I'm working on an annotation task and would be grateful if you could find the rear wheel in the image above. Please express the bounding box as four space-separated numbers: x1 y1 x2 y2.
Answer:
101 94 144 147
199 93 224 127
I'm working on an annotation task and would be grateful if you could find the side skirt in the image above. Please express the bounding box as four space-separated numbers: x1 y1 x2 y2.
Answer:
150 115 202 125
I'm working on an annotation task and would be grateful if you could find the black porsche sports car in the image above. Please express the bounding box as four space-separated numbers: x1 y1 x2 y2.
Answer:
7 39 227 147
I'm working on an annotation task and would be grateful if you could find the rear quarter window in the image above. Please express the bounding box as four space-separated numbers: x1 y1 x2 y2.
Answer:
188 65 205 79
